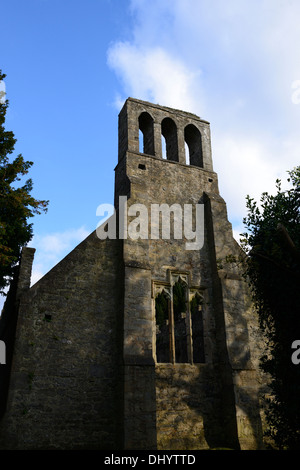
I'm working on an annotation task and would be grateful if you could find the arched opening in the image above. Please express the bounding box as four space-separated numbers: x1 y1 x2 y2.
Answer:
184 124 203 167
155 290 171 363
190 292 205 363
138 112 155 155
161 117 178 162
173 279 188 363
154 276 206 365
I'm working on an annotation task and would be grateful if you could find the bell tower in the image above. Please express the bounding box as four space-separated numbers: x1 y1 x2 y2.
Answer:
114 98 263 450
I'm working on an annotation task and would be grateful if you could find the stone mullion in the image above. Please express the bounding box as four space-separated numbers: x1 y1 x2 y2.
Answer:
169 293 176 364
186 288 193 364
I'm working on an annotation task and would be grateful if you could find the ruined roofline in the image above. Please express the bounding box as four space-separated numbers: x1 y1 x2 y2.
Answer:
121 97 210 125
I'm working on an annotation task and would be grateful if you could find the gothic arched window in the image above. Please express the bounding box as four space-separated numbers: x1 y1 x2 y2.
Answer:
184 124 203 167
161 117 179 162
138 112 155 155
173 279 188 363
153 274 205 364
155 290 171 363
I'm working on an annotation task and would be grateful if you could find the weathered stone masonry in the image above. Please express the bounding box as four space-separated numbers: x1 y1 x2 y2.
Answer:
0 98 266 449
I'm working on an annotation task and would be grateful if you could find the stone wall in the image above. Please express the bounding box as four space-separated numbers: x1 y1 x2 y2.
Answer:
0 233 123 449
156 364 224 450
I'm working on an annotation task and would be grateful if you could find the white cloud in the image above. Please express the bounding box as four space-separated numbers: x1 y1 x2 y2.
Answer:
108 43 203 113
107 0 300 236
213 135 285 218
0 79 6 104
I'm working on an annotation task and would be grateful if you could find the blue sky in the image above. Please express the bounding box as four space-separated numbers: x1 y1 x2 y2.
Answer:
1 0 300 293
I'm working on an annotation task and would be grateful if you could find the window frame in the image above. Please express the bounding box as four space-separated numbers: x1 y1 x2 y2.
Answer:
138 111 155 156
184 124 203 167
152 270 205 365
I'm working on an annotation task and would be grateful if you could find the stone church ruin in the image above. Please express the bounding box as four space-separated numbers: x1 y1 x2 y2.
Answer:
0 98 266 450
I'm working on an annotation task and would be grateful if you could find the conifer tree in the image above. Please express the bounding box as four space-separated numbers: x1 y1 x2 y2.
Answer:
0 70 48 292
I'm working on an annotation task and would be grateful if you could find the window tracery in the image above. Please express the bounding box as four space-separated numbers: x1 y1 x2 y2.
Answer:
153 271 205 364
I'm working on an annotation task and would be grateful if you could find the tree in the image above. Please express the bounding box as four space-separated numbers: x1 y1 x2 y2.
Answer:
241 166 300 449
0 70 48 293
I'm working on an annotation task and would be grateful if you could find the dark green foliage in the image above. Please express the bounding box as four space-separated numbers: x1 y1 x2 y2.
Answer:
155 282 187 325
0 69 48 292
190 293 202 315
155 292 168 327
173 281 186 321
241 166 300 449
